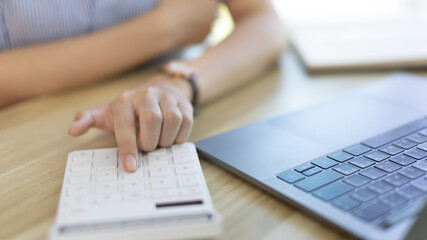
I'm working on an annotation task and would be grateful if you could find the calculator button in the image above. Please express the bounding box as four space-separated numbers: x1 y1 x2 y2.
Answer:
95 170 117 182
148 148 167 156
137 154 146 167
151 178 173 190
177 176 200 188
175 164 196 175
148 155 169 166
123 168 144 180
95 194 120 204
71 162 92 172
66 196 88 207
149 166 170 177
66 207 87 217
179 188 202 197
69 172 91 184
67 185 90 196
123 181 145 192
95 183 118 194
151 190 174 200
123 192 146 202
172 143 192 154
72 151 93 161
173 153 193 164
94 153 117 170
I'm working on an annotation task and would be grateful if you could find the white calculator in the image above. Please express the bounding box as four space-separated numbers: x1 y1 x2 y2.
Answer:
49 142 222 240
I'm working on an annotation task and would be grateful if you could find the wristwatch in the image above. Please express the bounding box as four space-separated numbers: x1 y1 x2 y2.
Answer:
163 61 199 107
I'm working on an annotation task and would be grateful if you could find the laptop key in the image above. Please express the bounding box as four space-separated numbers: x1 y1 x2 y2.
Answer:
361 118 427 148
359 167 387 180
343 174 371 187
294 169 343 192
406 133 427 144
312 181 354 201
417 142 427 152
412 160 427 172
392 139 417 150
367 181 394 194
374 161 401 173
348 156 375 168
381 193 407 208
353 202 391 221
328 151 353 162
332 196 361 211
379 144 404 156
311 156 338 169
382 174 410 187
420 128 427 136
411 177 427 192
343 144 372 156
333 163 360 175
404 148 427 160
379 199 426 228
398 167 425 179
396 185 424 200
301 167 322 176
389 154 417 166
349 188 378 202
276 170 305 183
294 162 315 173
364 150 390 162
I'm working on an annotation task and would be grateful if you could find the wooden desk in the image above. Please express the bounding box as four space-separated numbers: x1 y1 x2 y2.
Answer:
1 50 426 240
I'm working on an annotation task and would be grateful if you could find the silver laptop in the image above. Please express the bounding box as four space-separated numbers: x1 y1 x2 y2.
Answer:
196 74 427 240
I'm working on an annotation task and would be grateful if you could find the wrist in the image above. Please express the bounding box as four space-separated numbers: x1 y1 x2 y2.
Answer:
149 74 193 102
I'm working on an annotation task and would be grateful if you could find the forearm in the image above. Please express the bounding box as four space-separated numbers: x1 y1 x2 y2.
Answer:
0 7 176 108
191 7 287 104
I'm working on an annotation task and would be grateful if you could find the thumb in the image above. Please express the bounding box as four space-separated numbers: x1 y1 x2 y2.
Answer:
69 108 103 136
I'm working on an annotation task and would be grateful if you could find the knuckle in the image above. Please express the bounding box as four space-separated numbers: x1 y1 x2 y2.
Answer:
143 111 163 125
182 113 193 126
163 110 182 125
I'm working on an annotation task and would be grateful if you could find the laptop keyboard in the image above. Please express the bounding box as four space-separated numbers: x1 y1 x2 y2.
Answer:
276 117 427 227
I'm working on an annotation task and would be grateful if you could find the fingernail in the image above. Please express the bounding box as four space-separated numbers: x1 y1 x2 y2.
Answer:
125 154 137 171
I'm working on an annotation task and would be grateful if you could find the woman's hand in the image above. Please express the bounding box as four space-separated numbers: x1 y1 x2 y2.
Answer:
68 75 194 172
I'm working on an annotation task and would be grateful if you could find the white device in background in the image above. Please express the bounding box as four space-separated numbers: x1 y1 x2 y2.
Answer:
291 20 427 72
49 143 222 240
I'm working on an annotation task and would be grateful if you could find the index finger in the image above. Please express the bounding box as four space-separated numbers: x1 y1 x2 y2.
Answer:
113 101 138 172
